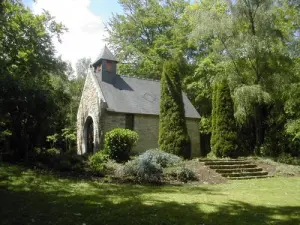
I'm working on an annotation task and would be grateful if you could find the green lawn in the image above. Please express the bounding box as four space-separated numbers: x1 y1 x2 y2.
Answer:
0 164 299 225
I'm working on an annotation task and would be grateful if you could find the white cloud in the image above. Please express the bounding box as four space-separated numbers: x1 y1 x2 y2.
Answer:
33 0 107 66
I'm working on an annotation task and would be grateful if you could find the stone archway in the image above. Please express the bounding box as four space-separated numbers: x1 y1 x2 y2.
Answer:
84 116 94 154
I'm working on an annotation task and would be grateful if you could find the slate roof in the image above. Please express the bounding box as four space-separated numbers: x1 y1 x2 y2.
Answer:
95 74 200 119
92 45 118 66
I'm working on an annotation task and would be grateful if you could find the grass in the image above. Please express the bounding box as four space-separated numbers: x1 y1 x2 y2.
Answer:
0 163 300 225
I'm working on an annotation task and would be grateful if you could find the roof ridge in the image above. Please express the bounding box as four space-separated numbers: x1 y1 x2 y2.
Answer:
119 74 160 82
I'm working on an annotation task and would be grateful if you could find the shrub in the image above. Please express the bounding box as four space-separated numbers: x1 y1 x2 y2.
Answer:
55 158 72 171
61 151 88 172
46 148 60 156
33 148 87 172
159 58 191 159
104 159 121 176
277 153 300 166
104 128 138 162
140 149 182 167
164 166 197 183
88 151 109 175
122 156 162 183
119 149 182 183
34 148 60 168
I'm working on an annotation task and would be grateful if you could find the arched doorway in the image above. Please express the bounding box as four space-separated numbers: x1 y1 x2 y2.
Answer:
84 116 94 154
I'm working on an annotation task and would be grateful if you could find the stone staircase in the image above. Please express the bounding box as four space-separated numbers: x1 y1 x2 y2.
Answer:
202 159 270 180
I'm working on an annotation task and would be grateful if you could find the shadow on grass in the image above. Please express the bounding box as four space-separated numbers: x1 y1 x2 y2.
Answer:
0 164 299 225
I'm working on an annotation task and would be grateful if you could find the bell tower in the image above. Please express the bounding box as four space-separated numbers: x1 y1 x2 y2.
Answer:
92 45 118 83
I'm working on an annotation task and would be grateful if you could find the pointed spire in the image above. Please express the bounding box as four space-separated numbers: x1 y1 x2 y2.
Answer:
92 45 118 66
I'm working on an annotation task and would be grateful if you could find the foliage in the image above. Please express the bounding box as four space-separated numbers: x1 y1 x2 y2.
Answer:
46 128 76 152
284 82 300 143
122 156 163 183
104 128 139 162
106 0 191 79
138 149 182 168
199 116 212 135
163 165 197 183
65 61 75 80
233 85 272 124
66 77 85 128
184 55 223 115
61 128 76 151
75 57 91 79
277 152 300 166
120 149 182 183
46 134 59 149
0 0 69 160
211 80 237 158
159 58 191 158
188 0 300 155
88 151 109 175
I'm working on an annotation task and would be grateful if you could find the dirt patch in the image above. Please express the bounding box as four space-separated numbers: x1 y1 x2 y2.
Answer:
253 161 277 176
185 160 228 185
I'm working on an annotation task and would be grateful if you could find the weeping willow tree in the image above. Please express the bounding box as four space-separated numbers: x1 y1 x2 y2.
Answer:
188 0 299 153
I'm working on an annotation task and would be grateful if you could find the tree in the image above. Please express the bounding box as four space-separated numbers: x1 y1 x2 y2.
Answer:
106 0 191 79
211 80 237 157
188 0 299 153
159 58 191 158
65 61 75 80
0 0 69 160
75 57 91 79
66 78 85 128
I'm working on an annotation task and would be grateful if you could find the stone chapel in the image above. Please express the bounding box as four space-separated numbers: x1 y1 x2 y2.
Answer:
77 46 201 157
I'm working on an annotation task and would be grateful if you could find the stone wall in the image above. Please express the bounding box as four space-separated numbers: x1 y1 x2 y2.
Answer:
77 72 103 154
133 114 159 153
100 112 158 153
100 112 200 157
186 118 201 157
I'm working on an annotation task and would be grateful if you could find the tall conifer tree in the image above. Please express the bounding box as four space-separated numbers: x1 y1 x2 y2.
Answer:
159 58 191 158
211 80 237 157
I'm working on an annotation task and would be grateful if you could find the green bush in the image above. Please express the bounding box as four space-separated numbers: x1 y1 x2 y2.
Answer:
46 148 60 156
211 80 237 158
60 151 88 172
34 148 60 168
88 151 109 175
277 153 300 166
33 148 87 172
104 128 138 162
159 58 191 159
164 166 197 183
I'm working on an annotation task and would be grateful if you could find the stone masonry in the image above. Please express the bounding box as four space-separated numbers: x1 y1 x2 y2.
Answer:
77 46 201 157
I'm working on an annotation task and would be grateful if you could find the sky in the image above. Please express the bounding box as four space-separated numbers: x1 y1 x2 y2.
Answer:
22 0 123 66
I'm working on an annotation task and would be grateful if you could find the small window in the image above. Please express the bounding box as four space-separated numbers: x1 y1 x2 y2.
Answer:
106 60 112 72
125 114 134 130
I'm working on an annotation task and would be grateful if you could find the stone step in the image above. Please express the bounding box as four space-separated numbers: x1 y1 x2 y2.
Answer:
216 167 263 174
228 175 273 180
198 159 247 162
220 171 268 178
209 164 257 169
204 161 251 166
